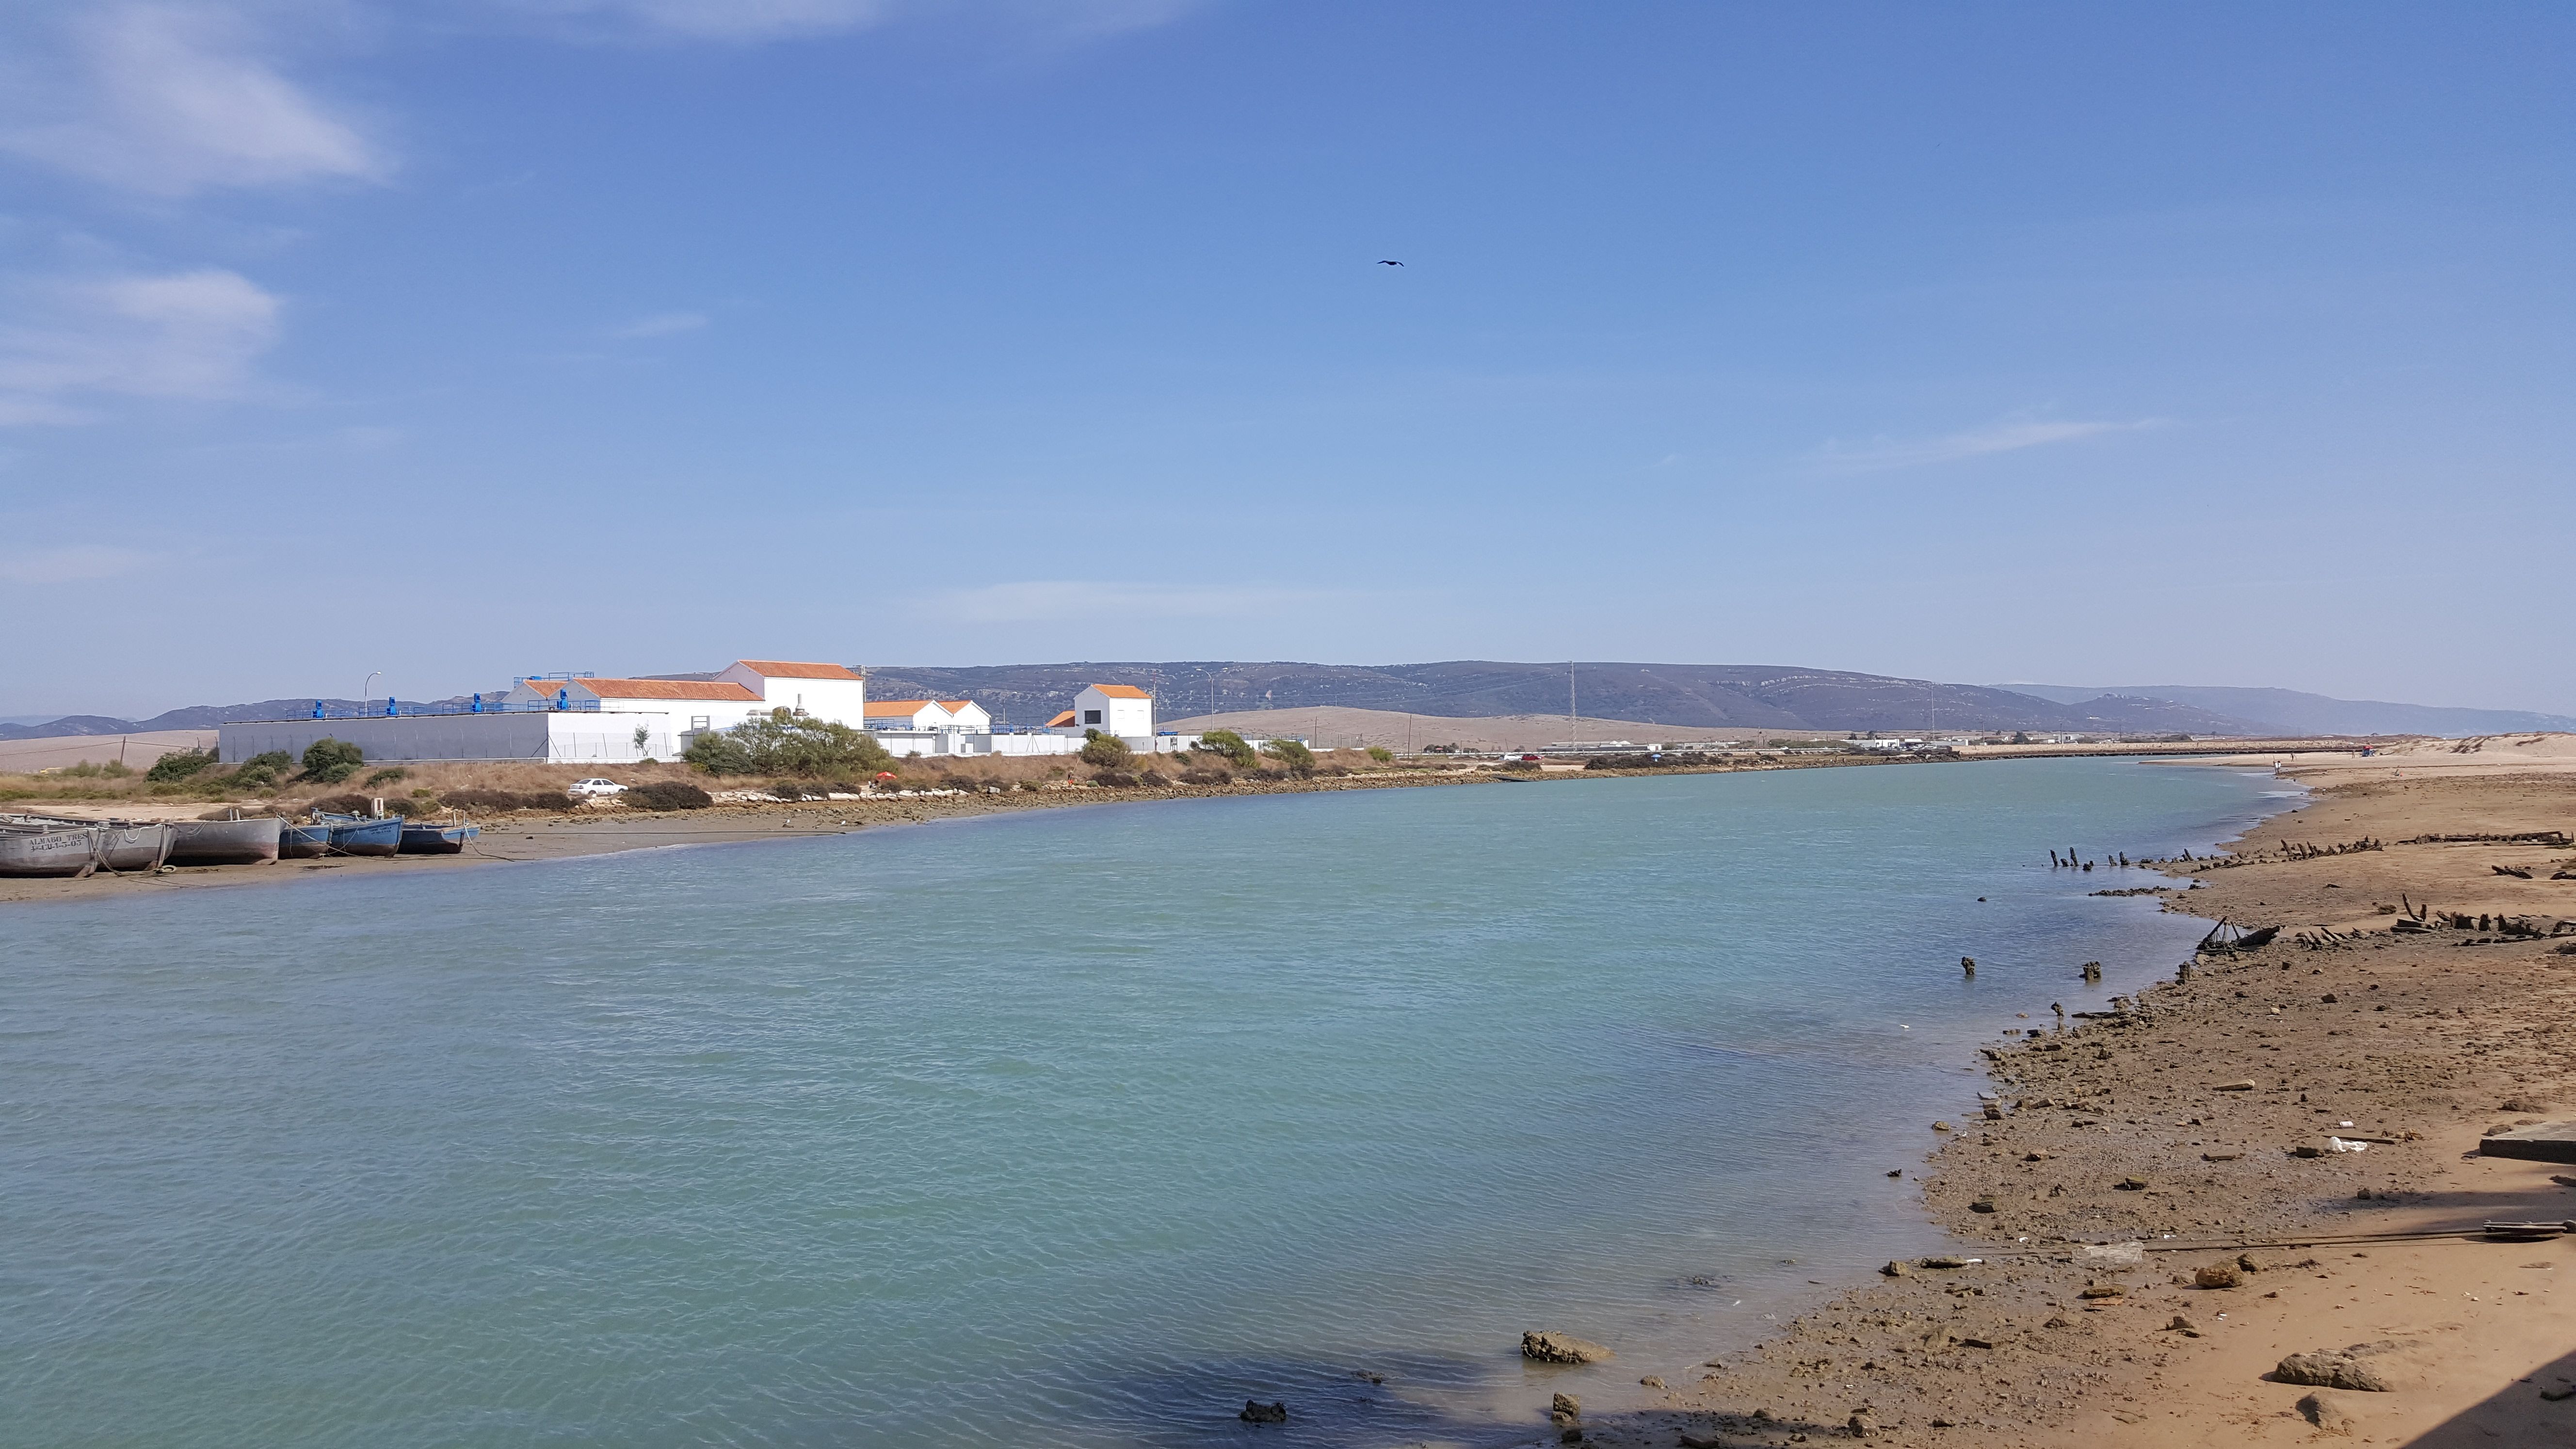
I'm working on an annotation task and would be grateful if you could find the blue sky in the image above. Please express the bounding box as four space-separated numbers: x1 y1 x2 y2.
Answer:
2 1 2569 719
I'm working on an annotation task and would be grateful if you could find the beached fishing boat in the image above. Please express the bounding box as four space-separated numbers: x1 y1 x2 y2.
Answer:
315 811 402 857
0 820 102 877
279 821 331 858
167 814 282 865
92 823 175 871
397 820 480 854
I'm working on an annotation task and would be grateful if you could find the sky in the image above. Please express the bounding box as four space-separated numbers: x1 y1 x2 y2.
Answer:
1 1 2569 720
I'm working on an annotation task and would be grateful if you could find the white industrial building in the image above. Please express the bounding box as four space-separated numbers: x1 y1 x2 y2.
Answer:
216 665 1207 766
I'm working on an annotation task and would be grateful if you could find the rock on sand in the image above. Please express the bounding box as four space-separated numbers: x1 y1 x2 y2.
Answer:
2273 1351 2392 1392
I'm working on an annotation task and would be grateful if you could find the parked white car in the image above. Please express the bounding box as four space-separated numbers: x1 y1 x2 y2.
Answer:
567 778 627 797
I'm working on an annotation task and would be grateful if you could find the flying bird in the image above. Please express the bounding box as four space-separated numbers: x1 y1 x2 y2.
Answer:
1378 259 1404 266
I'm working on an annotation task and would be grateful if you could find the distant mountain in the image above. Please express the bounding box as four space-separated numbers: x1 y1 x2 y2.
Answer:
1996 684 2576 739
22 663 2542 742
0 698 451 741
863 661 2271 735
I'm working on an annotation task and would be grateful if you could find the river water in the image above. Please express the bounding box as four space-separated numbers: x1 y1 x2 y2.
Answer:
0 757 2285 1447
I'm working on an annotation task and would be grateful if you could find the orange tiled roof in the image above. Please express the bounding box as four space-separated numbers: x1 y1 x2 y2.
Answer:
732 660 863 680
1088 684 1151 698
864 700 938 717
1046 709 1077 727
938 699 977 712
571 678 761 702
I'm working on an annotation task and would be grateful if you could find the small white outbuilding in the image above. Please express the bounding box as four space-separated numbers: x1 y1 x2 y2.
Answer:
1066 684 1154 739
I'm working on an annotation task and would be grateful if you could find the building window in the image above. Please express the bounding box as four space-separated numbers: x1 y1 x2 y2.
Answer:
1084 709 1102 725
690 716 710 731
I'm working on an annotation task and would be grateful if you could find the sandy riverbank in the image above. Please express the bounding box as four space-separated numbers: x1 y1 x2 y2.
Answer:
1514 755 2576 1448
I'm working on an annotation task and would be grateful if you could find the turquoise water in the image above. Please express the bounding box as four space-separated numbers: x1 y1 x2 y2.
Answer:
0 758 2283 1448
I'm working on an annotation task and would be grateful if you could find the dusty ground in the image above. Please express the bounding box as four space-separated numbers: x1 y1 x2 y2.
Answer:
1496 760 2576 1449
0 729 219 773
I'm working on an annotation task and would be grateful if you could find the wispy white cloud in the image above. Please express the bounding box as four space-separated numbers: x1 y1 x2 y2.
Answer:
612 309 708 338
512 0 1197 44
0 4 386 197
928 579 1365 626
0 544 159 584
1815 416 2163 474
0 267 284 424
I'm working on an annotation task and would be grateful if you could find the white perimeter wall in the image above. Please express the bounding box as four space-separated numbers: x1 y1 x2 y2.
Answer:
219 712 697 764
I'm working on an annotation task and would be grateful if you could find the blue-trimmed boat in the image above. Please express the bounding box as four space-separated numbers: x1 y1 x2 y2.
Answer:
398 821 480 854
314 811 402 857
279 821 332 858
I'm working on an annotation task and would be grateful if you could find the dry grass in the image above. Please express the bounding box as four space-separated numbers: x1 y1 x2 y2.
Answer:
0 745 1418 814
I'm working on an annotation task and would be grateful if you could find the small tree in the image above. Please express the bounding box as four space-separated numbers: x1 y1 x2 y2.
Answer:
1079 729 1131 768
682 708 892 776
1199 729 1256 768
1365 745 1393 763
300 738 364 784
632 724 652 755
1261 738 1316 773
145 749 220 783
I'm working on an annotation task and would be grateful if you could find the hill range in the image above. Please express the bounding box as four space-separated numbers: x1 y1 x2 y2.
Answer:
6 662 2568 742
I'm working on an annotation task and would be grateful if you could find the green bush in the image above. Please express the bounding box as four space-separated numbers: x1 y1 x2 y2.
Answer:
243 751 293 774
364 767 409 788
1178 768 1231 786
229 764 279 792
682 709 892 777
627 781 713 810
1079 729 1131 768
145 749 220 783
1365 745 1393 763
1260 738 1316 773
1198 729 1256 768
300 738 364 784
1090 770 1137 787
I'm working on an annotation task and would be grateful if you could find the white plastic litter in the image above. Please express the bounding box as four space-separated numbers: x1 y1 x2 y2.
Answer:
2328 1137 2368 1153
2084 1241 2146 1265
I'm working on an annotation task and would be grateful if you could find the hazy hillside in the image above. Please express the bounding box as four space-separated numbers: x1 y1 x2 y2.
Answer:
1998 684 2576 738
862 661 2272 734
25 661 2531 742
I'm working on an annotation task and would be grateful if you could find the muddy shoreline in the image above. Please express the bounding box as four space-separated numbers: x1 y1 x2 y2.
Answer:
1533 763 2576 1449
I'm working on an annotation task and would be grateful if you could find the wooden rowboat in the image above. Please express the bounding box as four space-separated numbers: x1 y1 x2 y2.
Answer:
279 822 332 859
0 822 103 877
167 815 282 865
92 823 175 871
397 821 480 854
315 811 402 857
